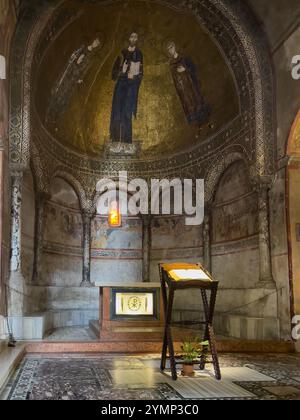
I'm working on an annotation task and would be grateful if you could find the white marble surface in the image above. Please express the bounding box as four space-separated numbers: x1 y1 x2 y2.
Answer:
95 281 161 288
109 366 275 399
44 327 97 342
0 316 6 340
4 308 100 340
0 344 25 393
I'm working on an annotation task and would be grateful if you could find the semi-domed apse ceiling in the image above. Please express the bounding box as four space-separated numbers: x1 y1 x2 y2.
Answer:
35 0 239 158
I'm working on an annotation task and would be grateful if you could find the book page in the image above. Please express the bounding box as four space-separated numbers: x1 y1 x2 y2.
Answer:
128 61 141 78
169 269 211 281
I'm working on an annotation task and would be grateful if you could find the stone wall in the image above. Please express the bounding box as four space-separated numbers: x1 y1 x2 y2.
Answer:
42 178 83 288
212 161 259 289
248 0 300 338
150 216 203 282
34 178 99 325
4 0 300 342
288 167 300 313
91 215 143 285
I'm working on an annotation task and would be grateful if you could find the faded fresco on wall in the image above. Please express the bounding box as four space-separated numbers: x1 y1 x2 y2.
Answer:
212 161 259 244
44 202 83 248
44 178 83 251
36 0 238 157
151 216 202 250
42 178 83 287
92 217 142 251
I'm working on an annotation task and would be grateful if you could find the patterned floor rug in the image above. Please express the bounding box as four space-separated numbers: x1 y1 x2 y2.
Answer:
2 353 300 400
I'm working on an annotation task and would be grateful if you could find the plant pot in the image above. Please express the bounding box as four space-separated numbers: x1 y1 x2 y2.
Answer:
181 364 195 377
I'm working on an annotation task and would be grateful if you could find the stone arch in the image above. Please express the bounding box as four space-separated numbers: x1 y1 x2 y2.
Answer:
204 146 252 204
286 109 300 317
287 109 300 158
51 170 89 213
9 0 275 179
30 141 50 194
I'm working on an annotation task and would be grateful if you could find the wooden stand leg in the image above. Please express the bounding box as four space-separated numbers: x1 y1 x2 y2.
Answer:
166 287 177 380
200 290 209 371
160 276 168 372
159 265 221 381
200 288 221 380
199 344 209 371
208 324 221 380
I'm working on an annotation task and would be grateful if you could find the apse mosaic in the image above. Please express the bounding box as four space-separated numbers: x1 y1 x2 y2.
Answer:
35 0 239 157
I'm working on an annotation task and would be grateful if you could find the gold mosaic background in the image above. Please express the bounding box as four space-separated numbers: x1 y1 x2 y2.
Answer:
36 0 239 157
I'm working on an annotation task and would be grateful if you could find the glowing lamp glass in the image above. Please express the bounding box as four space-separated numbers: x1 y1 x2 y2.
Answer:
108 201 121 227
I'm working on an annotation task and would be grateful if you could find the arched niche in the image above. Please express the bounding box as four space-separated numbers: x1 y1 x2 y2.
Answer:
42 177 83 288
286 110 300 316
211 160 259 289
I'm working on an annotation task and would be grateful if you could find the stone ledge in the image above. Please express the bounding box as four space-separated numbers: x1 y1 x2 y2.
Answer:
174 310 281 341
0 344 25 392
0 315 6 340
24 340 295 354
4 309 99 340
0 340 8 354
214 314 281 341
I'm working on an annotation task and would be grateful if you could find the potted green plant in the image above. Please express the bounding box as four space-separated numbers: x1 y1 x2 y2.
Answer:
181 339 209 377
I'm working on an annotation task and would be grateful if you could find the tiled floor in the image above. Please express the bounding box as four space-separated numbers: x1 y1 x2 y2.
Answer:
1 353 300 400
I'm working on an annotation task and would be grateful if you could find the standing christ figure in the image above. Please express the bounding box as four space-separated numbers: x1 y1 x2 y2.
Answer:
110 33 143 143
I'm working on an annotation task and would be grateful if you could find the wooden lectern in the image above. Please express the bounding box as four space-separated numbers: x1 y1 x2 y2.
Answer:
159 263 221 381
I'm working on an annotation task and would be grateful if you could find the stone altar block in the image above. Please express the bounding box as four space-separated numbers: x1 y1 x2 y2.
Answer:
91 282 165 342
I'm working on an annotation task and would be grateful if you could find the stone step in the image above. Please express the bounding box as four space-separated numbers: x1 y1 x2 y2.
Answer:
0 340 7 354
90 320 197 342
0 344 25 395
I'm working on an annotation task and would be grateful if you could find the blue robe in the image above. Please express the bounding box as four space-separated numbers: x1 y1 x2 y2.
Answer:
110 48 143 143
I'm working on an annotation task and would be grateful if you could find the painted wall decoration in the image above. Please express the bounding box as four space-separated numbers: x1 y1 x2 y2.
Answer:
44 178 83 251
92 216 142 251
212 161 259 244
46 35 105 125
35 0 239 157
167 41 211 129
110 32 143 144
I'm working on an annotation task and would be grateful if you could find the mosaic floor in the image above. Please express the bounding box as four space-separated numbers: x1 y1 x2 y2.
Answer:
1 353 300 400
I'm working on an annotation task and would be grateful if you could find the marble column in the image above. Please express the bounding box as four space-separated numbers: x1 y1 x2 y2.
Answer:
10 170 23 272
32 192 49 283
81 211 93 287
203 204 212 273
257 183 275 287
142 215 152 282
8 169 25 315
